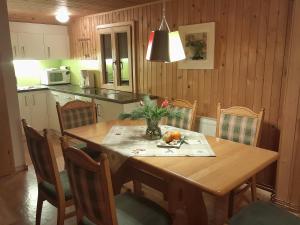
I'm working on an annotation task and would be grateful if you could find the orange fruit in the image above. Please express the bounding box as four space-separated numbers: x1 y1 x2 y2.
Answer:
171 131 181 140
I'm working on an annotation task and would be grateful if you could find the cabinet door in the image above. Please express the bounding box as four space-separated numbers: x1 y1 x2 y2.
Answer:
58 93 75 105
30 91 49 131
94 100 123 122
44 34 70 59
18 32 45 59
47 91 61 132
18 93 31 124
10 32 19 58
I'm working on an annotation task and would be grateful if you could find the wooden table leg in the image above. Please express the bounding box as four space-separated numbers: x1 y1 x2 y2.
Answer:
213 194 229 225
168 179 208 225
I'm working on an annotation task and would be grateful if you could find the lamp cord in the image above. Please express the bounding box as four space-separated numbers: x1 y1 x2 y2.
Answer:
159 0 170 31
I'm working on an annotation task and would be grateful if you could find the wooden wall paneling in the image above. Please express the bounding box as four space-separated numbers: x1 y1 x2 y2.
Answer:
237 0 251 107
68 0 292 190
244 0 260 108
252 0 269 113
274 0 300 212
146 5 152 95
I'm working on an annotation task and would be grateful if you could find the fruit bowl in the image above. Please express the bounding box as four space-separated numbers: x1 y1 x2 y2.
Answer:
157 131 184 148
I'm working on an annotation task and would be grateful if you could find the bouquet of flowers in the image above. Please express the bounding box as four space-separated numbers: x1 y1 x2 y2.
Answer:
119 96 181 139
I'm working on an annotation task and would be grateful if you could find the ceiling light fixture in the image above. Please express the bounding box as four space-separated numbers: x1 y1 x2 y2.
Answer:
146 0 185 63
55 7 70 23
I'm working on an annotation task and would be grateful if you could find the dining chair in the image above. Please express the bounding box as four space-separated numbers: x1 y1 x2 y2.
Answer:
166 99 198 131
61 140 173 225
216 103 265 216
56 100 100 159
229 201 300 225
22 119 74 225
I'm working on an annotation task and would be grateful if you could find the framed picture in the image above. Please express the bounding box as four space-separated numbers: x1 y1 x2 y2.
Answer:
178 22 215 69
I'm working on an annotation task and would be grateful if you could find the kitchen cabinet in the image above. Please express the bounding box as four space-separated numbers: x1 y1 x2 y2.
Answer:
9 22 70 60
10 32 19 58
18 91 48 132
44 34 70 59
17 33 45 59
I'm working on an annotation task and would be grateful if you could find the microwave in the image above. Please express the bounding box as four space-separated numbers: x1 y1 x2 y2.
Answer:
41 68 71 85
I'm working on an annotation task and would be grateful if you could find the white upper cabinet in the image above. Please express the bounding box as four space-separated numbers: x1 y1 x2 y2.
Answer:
18 33 45 59
9 22 70 60
10 32 19 58
44 34 70 59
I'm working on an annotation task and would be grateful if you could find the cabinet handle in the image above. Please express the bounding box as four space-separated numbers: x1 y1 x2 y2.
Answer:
96 104 101 117
21 46 25 57
32 95 36 106
25 95 28 106
48 47 51 58
13 46 17 57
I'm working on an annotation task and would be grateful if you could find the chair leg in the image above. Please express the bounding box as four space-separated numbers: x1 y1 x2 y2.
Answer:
133 180 143 196
250 176 257 202
57 205 65 225
36 194 43 225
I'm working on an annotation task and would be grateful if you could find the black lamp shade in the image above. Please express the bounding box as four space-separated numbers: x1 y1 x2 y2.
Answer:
146 30 170 62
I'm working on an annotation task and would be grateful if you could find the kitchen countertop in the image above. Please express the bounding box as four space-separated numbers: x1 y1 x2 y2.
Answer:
17 84 157 104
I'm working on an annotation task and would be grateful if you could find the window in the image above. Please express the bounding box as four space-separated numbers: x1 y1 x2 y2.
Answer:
97 22 136 92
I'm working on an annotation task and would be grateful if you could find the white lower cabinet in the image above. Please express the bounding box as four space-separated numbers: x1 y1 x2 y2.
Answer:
18 91 48 132
94 100 140 122
19 90 141 133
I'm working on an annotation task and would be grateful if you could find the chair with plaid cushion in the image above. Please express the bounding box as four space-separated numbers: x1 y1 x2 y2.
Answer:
22 119 74 225
166 99 197 131
216 103 265 217
61 140 173 225
56 100 100 159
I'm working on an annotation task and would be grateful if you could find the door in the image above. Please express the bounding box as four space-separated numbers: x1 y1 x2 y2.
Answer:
18 32 45 59
30 91 49 131
10 32 19 58
114 26 133 92
97 24 134 92
98 28 116 90
44 34 70 59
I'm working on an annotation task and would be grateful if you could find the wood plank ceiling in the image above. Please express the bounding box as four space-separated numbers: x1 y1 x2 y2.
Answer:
7 0 158 24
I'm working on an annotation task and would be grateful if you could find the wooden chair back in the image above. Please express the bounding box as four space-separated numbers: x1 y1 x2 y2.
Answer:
216 103 265 146
61 140 118 225
56 100 97 134
22 119 63 194
166 99 198 131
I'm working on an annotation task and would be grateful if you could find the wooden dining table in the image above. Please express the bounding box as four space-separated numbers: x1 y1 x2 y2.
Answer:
64 119 279 225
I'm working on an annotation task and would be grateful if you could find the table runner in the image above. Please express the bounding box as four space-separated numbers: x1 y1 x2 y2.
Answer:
101 125 215 172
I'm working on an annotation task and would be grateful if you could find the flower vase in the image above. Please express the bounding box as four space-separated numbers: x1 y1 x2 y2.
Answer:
146 119 161 140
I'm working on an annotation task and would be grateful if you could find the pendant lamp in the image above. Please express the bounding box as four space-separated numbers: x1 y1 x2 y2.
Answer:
146 0 186 62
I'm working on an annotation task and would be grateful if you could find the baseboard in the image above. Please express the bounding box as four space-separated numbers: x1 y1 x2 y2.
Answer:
271 194 300 214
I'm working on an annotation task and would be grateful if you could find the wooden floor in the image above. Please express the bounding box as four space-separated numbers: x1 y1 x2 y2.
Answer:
0 134 272 225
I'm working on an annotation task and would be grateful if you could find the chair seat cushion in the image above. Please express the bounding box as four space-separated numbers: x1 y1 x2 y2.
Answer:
40 170 72 201
73 142 100 160
82 193 171 225
230 201 300 225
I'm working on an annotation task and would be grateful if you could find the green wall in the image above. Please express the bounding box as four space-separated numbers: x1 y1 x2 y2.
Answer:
14 59 100 86
14 60 61 86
